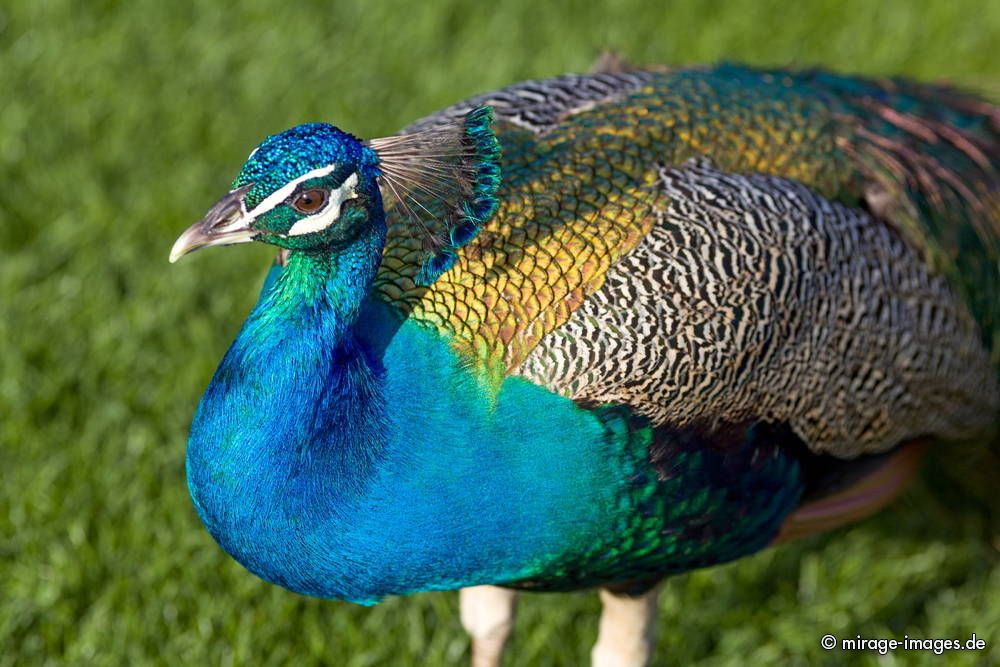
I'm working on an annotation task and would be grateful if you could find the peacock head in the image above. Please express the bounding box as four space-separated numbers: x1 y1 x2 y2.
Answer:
170 123 383 261
170 107 502 285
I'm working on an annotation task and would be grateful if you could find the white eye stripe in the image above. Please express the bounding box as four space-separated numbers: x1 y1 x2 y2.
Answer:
245 164 340 219
285 172 360 237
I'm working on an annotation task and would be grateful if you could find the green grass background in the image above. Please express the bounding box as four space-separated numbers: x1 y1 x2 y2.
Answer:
2 0 999 665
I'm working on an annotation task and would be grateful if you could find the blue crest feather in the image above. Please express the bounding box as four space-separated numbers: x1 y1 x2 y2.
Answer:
368 106 502 285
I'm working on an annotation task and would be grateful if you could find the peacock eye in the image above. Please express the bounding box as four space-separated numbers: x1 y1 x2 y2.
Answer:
290 188 329 214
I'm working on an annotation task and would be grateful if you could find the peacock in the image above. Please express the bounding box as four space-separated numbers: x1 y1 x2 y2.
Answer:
170 62 999 666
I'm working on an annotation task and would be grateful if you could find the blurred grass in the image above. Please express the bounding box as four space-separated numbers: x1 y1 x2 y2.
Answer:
1 0 998 665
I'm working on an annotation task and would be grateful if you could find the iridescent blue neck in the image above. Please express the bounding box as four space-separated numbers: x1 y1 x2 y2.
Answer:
185 227 395 592
257 233 385 341
186 224 644 604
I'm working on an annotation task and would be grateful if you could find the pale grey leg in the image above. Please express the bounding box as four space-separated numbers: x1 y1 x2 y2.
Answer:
460 585 519 667
591 585 662 667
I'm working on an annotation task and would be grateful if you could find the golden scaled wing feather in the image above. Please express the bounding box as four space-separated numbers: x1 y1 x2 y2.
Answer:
373 66 1000 383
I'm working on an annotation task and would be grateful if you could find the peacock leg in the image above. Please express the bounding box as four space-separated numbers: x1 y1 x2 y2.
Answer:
591 584 662 667
460 585 519 667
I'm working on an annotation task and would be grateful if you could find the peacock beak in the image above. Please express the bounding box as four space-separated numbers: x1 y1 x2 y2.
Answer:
170 184 255 263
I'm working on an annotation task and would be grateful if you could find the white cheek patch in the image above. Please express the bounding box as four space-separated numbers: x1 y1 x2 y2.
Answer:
246 164 339 219
285 172 360 237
